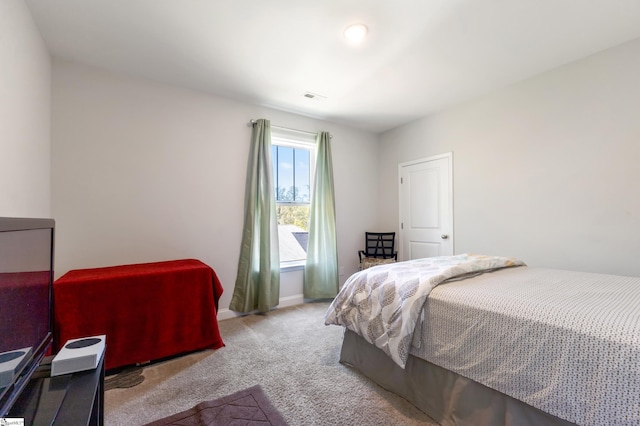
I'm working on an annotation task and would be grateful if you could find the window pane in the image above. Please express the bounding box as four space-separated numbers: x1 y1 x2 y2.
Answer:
276 146 294 201
277 205 310 262
276 204 309 230
294 148 310 202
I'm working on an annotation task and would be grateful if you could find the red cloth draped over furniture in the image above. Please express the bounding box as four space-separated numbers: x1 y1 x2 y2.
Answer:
53 259 225 371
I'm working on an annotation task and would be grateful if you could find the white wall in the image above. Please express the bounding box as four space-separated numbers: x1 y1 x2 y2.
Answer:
51 59 380 317
379 37 640 277
0 0 51 217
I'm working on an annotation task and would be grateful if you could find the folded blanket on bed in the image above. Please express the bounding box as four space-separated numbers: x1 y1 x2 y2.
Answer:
324 254 525 368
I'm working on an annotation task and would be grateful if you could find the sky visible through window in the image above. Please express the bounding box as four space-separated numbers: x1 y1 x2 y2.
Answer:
272 146 310 202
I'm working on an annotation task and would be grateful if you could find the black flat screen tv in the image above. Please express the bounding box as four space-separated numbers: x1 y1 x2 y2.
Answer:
0 217 54 417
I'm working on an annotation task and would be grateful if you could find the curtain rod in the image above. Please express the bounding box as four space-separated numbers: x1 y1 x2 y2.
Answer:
249 119 331 139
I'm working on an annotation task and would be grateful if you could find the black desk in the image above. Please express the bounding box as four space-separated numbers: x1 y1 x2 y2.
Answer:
9 354 104 425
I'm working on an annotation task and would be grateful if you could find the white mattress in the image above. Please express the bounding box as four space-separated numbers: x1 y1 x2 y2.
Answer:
412 267 640 426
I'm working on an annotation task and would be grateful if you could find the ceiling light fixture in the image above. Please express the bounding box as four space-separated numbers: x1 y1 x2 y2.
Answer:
343 23 368 44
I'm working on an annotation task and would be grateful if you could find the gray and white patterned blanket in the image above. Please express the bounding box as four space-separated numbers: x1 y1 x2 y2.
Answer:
324 254 525 368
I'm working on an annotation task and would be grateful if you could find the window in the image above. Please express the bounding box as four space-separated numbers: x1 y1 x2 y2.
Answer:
271 133 315 264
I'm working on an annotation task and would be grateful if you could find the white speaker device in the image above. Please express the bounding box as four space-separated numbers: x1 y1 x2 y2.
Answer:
51 335 106 377
0 347 33 388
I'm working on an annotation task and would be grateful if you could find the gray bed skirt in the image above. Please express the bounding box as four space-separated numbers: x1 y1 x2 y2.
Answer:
340 330 575 426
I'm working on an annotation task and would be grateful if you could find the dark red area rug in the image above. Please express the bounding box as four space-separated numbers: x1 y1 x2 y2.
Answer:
144 385 288 426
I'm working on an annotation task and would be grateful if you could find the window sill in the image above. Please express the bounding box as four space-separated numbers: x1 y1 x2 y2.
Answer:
280 260 306 272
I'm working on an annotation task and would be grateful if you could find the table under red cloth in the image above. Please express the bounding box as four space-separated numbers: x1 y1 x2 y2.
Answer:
53 259 224 371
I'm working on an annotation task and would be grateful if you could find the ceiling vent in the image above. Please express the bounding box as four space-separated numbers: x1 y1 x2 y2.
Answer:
303 92 327 101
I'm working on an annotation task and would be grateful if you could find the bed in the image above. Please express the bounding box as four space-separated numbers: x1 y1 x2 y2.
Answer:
324 254 640 426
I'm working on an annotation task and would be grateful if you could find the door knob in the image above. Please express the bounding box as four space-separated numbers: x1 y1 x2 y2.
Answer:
441 234 449 239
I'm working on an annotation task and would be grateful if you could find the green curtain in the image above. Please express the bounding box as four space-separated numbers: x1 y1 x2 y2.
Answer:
304 131 339 298
229 119 280 313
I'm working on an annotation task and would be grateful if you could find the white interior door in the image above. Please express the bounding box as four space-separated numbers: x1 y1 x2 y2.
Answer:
399 153 453 260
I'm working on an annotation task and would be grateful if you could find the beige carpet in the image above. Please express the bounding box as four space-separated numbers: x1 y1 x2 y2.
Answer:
105 302 439 425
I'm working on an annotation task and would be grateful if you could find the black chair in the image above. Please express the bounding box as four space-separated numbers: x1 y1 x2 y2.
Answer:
358 232 397 268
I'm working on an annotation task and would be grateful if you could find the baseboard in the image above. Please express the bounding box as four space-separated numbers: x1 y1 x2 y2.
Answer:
217 294 304 321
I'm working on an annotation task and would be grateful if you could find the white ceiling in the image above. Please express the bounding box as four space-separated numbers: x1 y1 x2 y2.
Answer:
25 0 640 133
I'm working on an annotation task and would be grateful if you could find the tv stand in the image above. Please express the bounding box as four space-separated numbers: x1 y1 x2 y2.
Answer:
9 354 104 425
